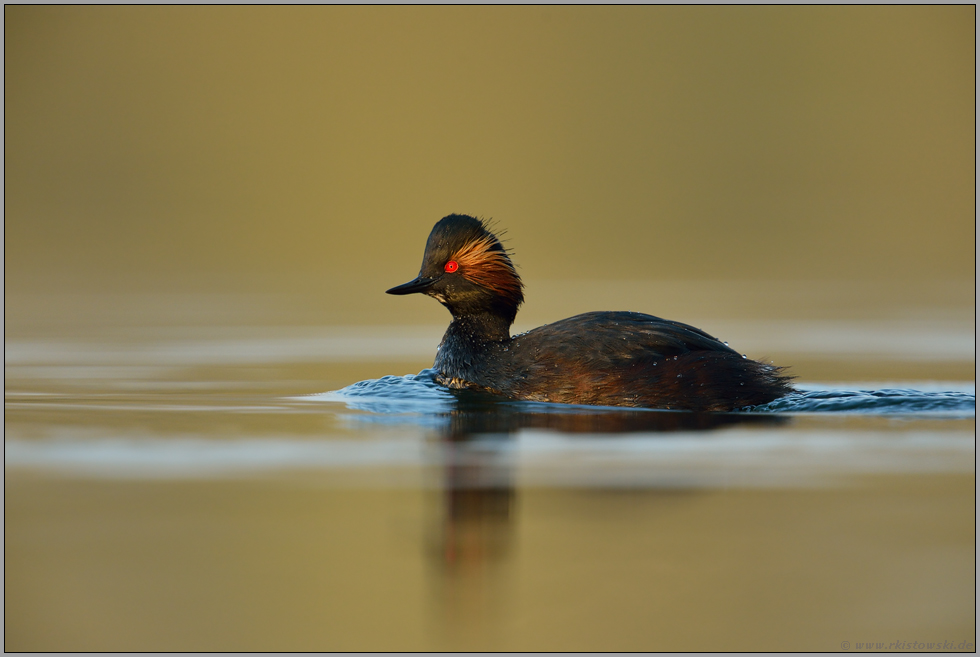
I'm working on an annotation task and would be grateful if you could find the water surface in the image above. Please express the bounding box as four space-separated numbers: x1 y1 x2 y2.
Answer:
5 322 976 651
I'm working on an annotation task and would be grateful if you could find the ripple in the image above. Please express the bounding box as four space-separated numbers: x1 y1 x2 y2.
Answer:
295 369 456 414
308 370 976 419
748 387 976 417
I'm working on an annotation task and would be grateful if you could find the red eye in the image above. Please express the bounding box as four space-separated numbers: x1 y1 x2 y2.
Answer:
444 260 459 273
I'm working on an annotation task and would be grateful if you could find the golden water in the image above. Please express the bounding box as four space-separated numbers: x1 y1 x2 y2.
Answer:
5 6 975 651
5 289 975 650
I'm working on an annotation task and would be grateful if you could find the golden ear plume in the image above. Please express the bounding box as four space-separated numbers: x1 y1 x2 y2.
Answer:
451 234 523 305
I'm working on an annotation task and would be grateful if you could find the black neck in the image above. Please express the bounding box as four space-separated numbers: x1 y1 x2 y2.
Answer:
447 311 512 343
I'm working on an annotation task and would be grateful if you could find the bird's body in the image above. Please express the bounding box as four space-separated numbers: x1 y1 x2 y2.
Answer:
387 214 793 412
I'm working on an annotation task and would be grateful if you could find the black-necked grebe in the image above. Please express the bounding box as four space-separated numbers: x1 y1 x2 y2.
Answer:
387 214 793 411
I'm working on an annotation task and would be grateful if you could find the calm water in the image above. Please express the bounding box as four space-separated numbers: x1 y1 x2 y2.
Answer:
5 322 976 651
7 5 975 650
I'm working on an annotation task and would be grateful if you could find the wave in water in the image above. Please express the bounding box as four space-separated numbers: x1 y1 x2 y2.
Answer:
299 370 976 418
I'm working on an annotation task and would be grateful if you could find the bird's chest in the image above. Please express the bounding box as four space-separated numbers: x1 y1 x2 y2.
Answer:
433 331 507 390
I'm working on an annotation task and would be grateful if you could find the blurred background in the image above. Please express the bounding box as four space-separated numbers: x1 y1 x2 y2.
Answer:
5 5 975 332
5 7 976 652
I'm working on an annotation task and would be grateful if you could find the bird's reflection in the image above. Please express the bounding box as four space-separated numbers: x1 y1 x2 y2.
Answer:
429 390 787 576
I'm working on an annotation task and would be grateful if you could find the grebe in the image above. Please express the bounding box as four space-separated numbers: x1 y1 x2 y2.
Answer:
387 214 792 411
